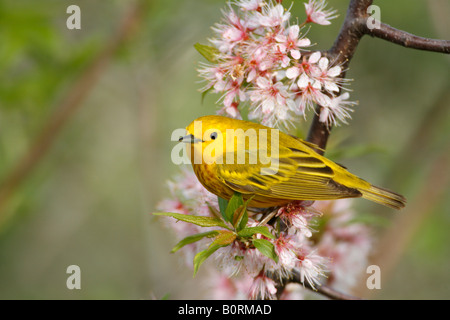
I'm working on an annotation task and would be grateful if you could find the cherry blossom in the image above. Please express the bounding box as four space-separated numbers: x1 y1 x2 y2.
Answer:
296 249 328 289
248 76 296 127
277 200 318 238
304 0 338 26
319 92 357 126
197 0 355 128
236 0 266 12
275 25 312 60
248 271 278 300
255 3 290 28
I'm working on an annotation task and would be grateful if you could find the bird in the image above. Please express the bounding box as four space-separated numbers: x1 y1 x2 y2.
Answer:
179 115 406 210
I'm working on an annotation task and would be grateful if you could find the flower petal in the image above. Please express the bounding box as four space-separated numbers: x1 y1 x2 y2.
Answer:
309 51 321 64
286 67 300 79
297 73 310 88
327 66 342 77
290 49 301 60
318 57 329 71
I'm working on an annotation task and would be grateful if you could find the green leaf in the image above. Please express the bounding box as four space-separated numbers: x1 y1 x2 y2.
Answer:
194 43 219 63
211 230 237 247
218 197 228 220
193 231 237 277
237 208 249 231
171 231 220 253
225 192 243 223
206 202 222 220
234 195 254 231
153 212 229 229
193 245 221 277
232 205 246 231
252 239 278 263
238 226 275 239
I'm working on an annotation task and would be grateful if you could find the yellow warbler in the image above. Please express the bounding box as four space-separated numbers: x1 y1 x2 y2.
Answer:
179 115 406 210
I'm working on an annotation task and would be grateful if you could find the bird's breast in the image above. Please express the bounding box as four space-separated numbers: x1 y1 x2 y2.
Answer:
192 162 234 200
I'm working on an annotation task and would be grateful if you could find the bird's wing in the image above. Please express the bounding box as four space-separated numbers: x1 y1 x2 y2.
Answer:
216 146 361 200
215 145 297 194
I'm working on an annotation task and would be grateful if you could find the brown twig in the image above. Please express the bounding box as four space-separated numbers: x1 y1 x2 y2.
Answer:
0 1 148 219
365 21 450 54
306 0 373 152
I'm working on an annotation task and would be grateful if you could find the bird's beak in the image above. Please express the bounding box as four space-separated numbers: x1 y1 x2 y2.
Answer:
179 134 203 144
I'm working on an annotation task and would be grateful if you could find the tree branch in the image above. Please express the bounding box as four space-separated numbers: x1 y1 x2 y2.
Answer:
306 0 373 152
365 21 450 54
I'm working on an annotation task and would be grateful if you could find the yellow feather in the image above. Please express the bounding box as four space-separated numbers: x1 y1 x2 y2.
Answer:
183 115 406 209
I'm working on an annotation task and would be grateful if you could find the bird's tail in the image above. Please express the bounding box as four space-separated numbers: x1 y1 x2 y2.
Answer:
360 185 406 210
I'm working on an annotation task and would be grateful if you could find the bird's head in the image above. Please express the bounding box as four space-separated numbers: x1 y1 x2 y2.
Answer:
179 115 273 166
179 115 227 165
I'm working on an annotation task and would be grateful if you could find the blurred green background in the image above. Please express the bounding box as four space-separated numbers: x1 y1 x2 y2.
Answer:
0 0 448 299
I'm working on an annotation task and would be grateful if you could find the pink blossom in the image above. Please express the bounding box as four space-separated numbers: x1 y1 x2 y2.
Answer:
277 200 318 238
242 45 267 82
248 271 278 300
197 1 355 128
291 74 331 115
249 76 295 126
271 44 291 68
197 63 227 92
236 0 266 12
218 101 243 119
275 25 311 60
215 226 266 277
251 77 289 111
243 247 268 276
296 250 328 289
221 80 247 107
319 92 357 126
265 234 298 279
304 0 338 26
215 242 248 276
255 3 291 28
315 56 342 93
212 7 250 53
286 51 322 81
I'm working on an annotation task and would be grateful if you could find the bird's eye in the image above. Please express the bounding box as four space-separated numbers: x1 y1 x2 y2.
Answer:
210 132 218 140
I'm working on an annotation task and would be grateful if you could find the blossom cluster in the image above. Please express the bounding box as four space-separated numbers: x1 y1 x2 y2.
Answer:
157 169 373 300
198 0 356 128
